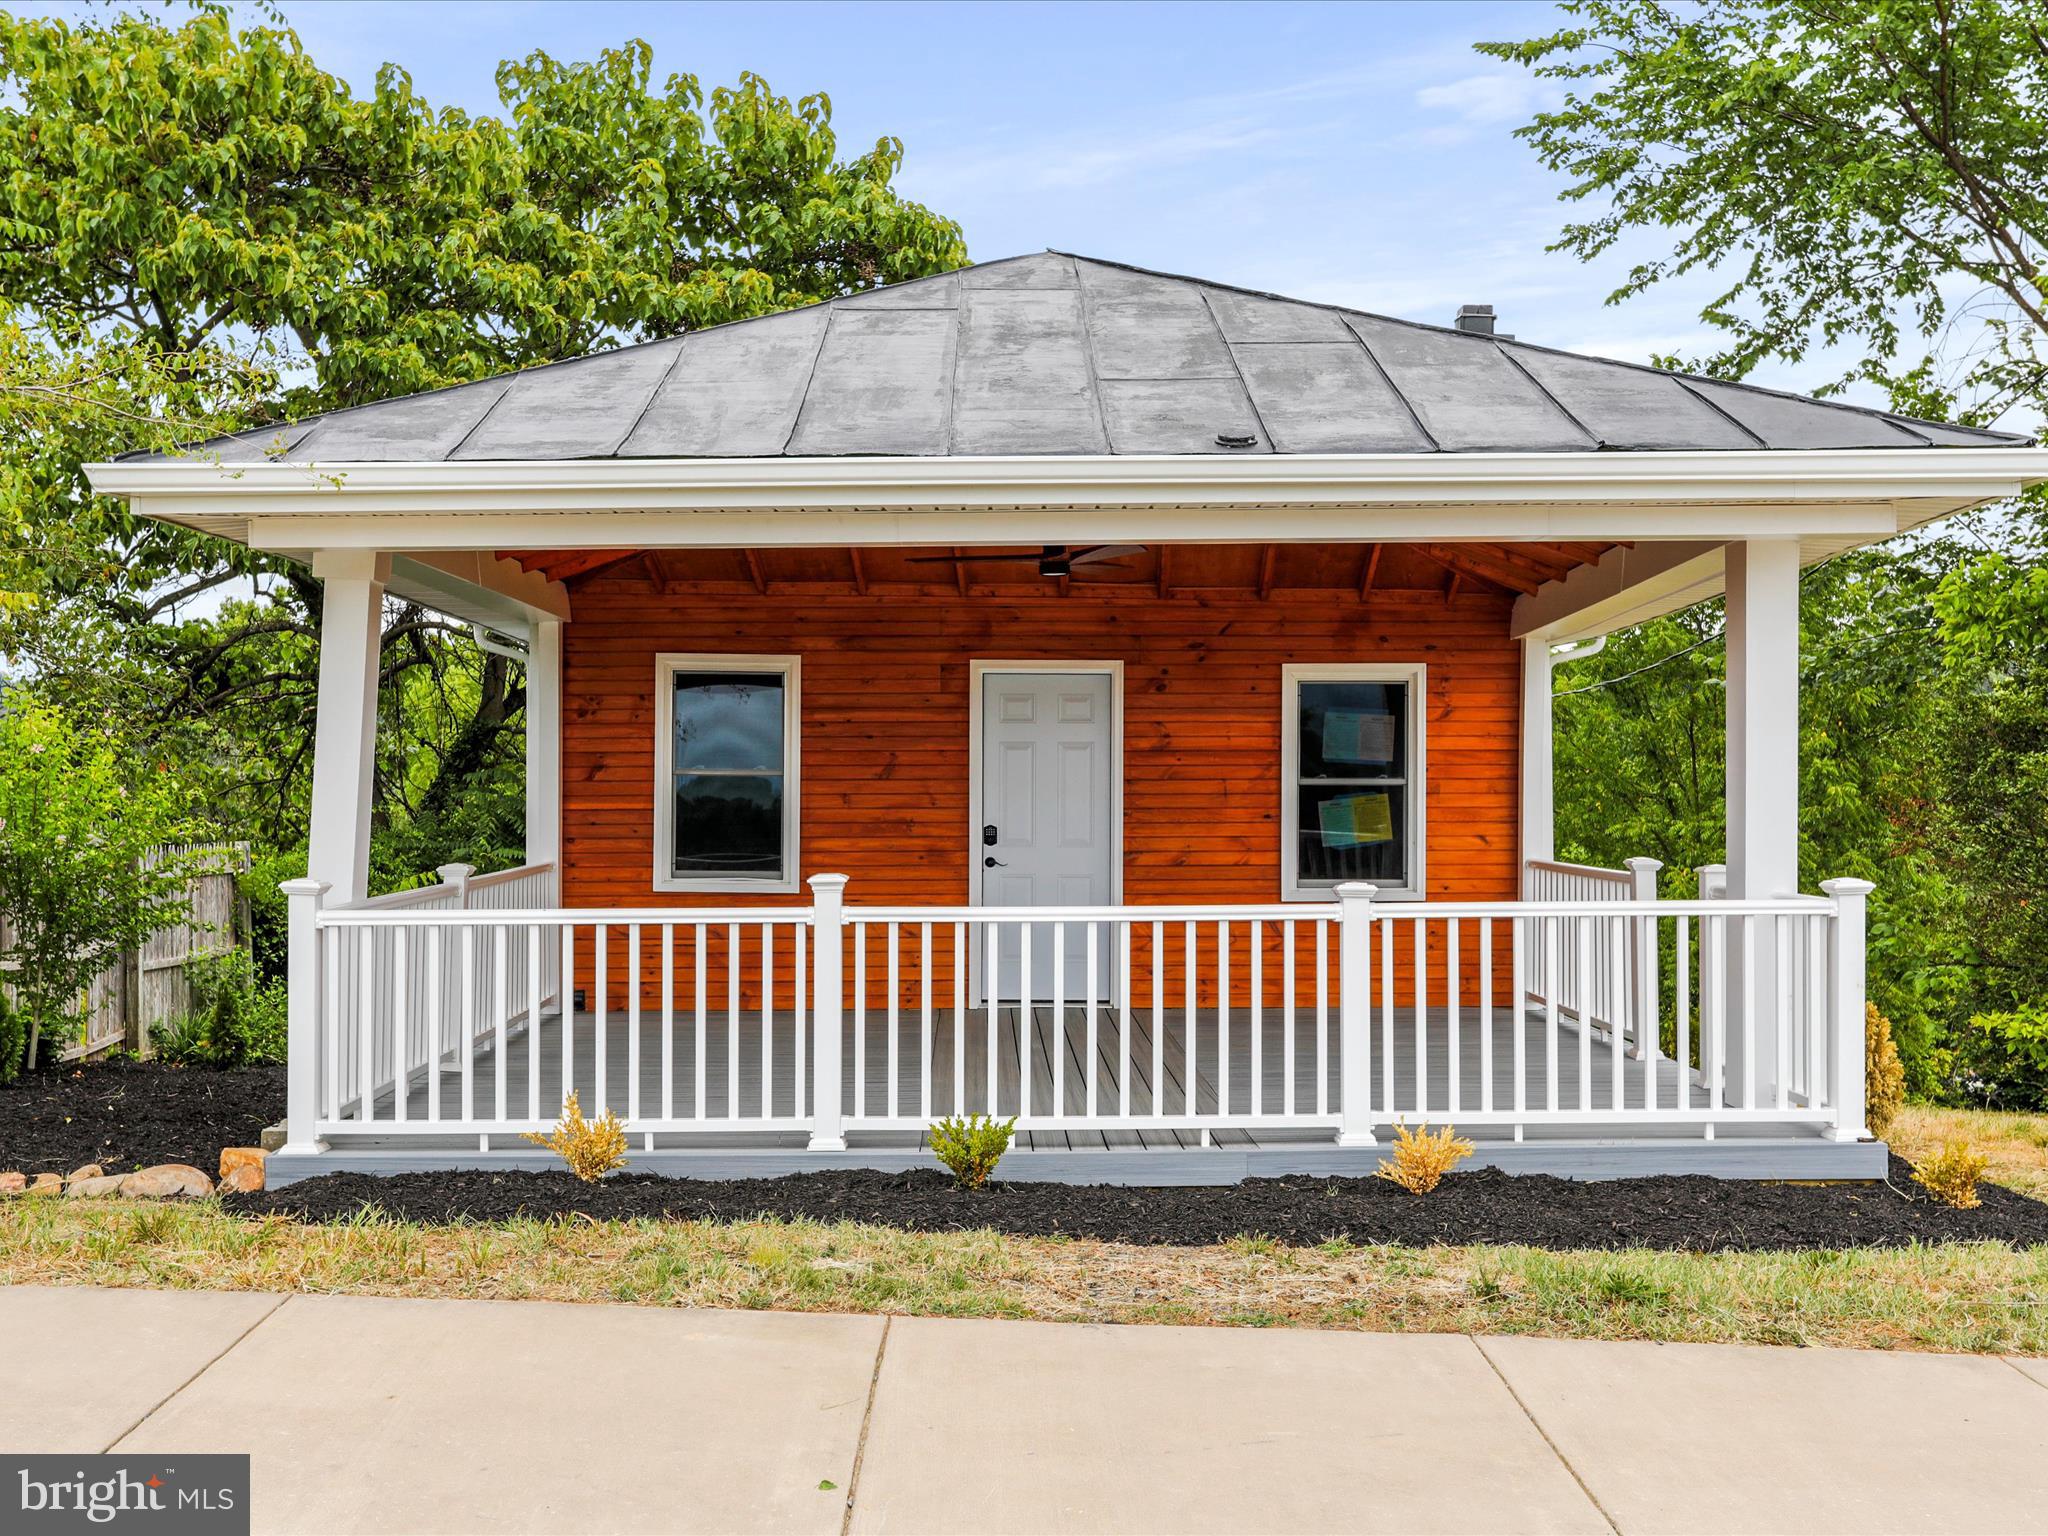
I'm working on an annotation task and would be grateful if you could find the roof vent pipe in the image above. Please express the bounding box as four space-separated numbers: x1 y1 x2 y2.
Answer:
1453 304 1496 336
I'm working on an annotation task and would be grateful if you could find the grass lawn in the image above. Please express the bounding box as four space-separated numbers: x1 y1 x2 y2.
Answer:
1891 1103 2048 1202
4 1105 2044 1357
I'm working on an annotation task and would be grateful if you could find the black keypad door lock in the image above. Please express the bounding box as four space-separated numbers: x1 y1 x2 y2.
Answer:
982 823 998 846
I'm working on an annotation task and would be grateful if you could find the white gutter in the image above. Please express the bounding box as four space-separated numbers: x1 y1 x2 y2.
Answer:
85 448 2047 521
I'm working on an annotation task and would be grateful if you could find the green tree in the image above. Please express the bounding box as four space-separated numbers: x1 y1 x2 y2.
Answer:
1490 0 2048 1097
1479 0 2048 416
0 694 205 1079
0 8 965 892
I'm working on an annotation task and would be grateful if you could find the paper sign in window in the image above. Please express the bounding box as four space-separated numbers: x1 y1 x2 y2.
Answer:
1322 709 1396 765
1318 792 1394 848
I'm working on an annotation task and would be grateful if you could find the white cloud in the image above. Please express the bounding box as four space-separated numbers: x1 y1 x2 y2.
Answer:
1414 71 1548 126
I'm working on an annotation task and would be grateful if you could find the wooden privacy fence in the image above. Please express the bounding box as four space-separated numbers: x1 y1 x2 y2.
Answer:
0 841 251 1061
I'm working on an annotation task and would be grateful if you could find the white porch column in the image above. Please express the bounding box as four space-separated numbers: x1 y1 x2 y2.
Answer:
1724 538 1801 1098
306 551 390 907
526 618 564 898
1519 634 1554 892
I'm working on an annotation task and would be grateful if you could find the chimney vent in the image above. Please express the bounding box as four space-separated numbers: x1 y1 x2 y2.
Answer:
1453 303 1496 336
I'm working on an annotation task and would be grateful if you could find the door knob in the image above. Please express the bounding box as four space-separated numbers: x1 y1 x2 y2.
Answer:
984 856 1006 868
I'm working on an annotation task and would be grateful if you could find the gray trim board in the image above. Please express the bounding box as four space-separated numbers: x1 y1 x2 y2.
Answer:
266 1137 1889 1188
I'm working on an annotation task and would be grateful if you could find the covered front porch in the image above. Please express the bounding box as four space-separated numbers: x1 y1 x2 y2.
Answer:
272 865 1881 1184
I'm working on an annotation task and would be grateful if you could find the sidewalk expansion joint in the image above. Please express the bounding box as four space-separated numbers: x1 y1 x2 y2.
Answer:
103 1292 293 1454
1469 1334 1621 1536
841 1312 893 1536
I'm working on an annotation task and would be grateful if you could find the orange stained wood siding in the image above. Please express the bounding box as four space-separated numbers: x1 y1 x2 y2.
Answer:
560 580 1523 1007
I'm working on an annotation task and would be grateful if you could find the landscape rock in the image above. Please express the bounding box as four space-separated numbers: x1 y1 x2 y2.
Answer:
118 1164 214 1199
0 1171 25 1195
258 1122 287 1153
67 1163 103 1183
65 1174 127 1199
27 1173 62 1196
219 1147 267 1185
218 1162 264 1195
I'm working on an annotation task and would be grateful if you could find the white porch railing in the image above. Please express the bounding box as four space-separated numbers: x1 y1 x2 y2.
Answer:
1522 857 1663 1060
279 865 1874 1154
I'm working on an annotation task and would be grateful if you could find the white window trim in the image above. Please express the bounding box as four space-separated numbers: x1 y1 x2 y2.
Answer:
653 653 801 895
1280 662 1427 902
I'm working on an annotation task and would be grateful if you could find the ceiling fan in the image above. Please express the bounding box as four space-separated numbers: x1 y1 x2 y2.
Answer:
906 544 1147 579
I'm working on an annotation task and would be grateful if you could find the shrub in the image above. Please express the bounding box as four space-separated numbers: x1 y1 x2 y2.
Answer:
158 947 286 1067
522 1091 628 1182
0 692 204 1079
1911 1141 1989 1209
928 1113 1016 1190
1373 1122 1476 1195
1952 1003 2048 1111
1864 1003 1906 1137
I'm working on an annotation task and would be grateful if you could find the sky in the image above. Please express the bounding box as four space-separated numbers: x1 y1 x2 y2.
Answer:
36 0 1841 398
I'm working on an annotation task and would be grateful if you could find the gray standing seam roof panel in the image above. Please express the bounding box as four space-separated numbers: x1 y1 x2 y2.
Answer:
787 308 956 457
1503 343 1758 451
1344 314 1597 452
127 250 2030 465
1231 343 1435 453
621 305 829 458
292 376 512 461
949 287 1108 455
1681 376 1930 449
453 338 684 460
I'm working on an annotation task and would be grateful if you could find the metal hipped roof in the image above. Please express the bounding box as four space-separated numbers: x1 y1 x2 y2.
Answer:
145 252 2029 465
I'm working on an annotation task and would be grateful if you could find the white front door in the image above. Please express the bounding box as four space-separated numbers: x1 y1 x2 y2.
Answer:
979 670 1116 1001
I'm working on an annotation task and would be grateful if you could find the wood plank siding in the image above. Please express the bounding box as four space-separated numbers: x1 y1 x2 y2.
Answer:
555 556 1526 1007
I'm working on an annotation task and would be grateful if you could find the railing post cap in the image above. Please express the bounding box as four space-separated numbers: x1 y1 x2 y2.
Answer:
278 877 331 899
1693 862 1727 874
807 872 850 892
435 862 476 883
1333 881 1379 902
1624 856 1665 873
1820 877 1876 897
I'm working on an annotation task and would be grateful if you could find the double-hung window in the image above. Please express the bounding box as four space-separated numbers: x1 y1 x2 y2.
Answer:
654 654 800 893
1280 663 1426 901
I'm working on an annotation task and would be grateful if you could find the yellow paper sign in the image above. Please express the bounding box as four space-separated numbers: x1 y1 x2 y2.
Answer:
1318 792 1393 848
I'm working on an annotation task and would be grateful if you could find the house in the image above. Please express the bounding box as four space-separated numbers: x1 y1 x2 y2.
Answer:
89 253 2048 1185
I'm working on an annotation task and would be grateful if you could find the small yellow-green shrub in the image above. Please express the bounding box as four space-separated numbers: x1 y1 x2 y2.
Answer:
1374 1122 1476 1195
1912 1141 1989 1209
522 1091 629 1182
928 1114 1016 1190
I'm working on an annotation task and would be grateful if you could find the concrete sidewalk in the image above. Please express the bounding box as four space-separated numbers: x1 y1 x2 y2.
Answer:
5 1287 2046 1535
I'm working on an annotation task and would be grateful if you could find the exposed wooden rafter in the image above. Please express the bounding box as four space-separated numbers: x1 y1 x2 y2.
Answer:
1409 544 1514 597
1157 546 1173 599
1411 543 1540 595
1258 544 1277 599
1358 544 1382 598
848 548 867 595
742 549 767 595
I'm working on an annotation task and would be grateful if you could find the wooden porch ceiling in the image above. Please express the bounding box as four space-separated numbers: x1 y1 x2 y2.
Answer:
502 541 1620 601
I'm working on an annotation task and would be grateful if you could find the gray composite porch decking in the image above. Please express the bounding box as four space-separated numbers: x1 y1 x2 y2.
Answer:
362 1002 1732 1147
278 1003 1889 1184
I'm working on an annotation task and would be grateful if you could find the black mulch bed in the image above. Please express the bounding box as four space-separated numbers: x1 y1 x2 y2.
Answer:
224 1154 2048 1253
0 1060 284 1176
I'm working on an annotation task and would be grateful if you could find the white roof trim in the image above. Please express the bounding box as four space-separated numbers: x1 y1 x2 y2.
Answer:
88 447 2045 518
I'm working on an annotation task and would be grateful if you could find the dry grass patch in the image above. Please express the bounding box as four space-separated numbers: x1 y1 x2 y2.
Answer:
1892 1105 2048 1202
4 1198 2046 1356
